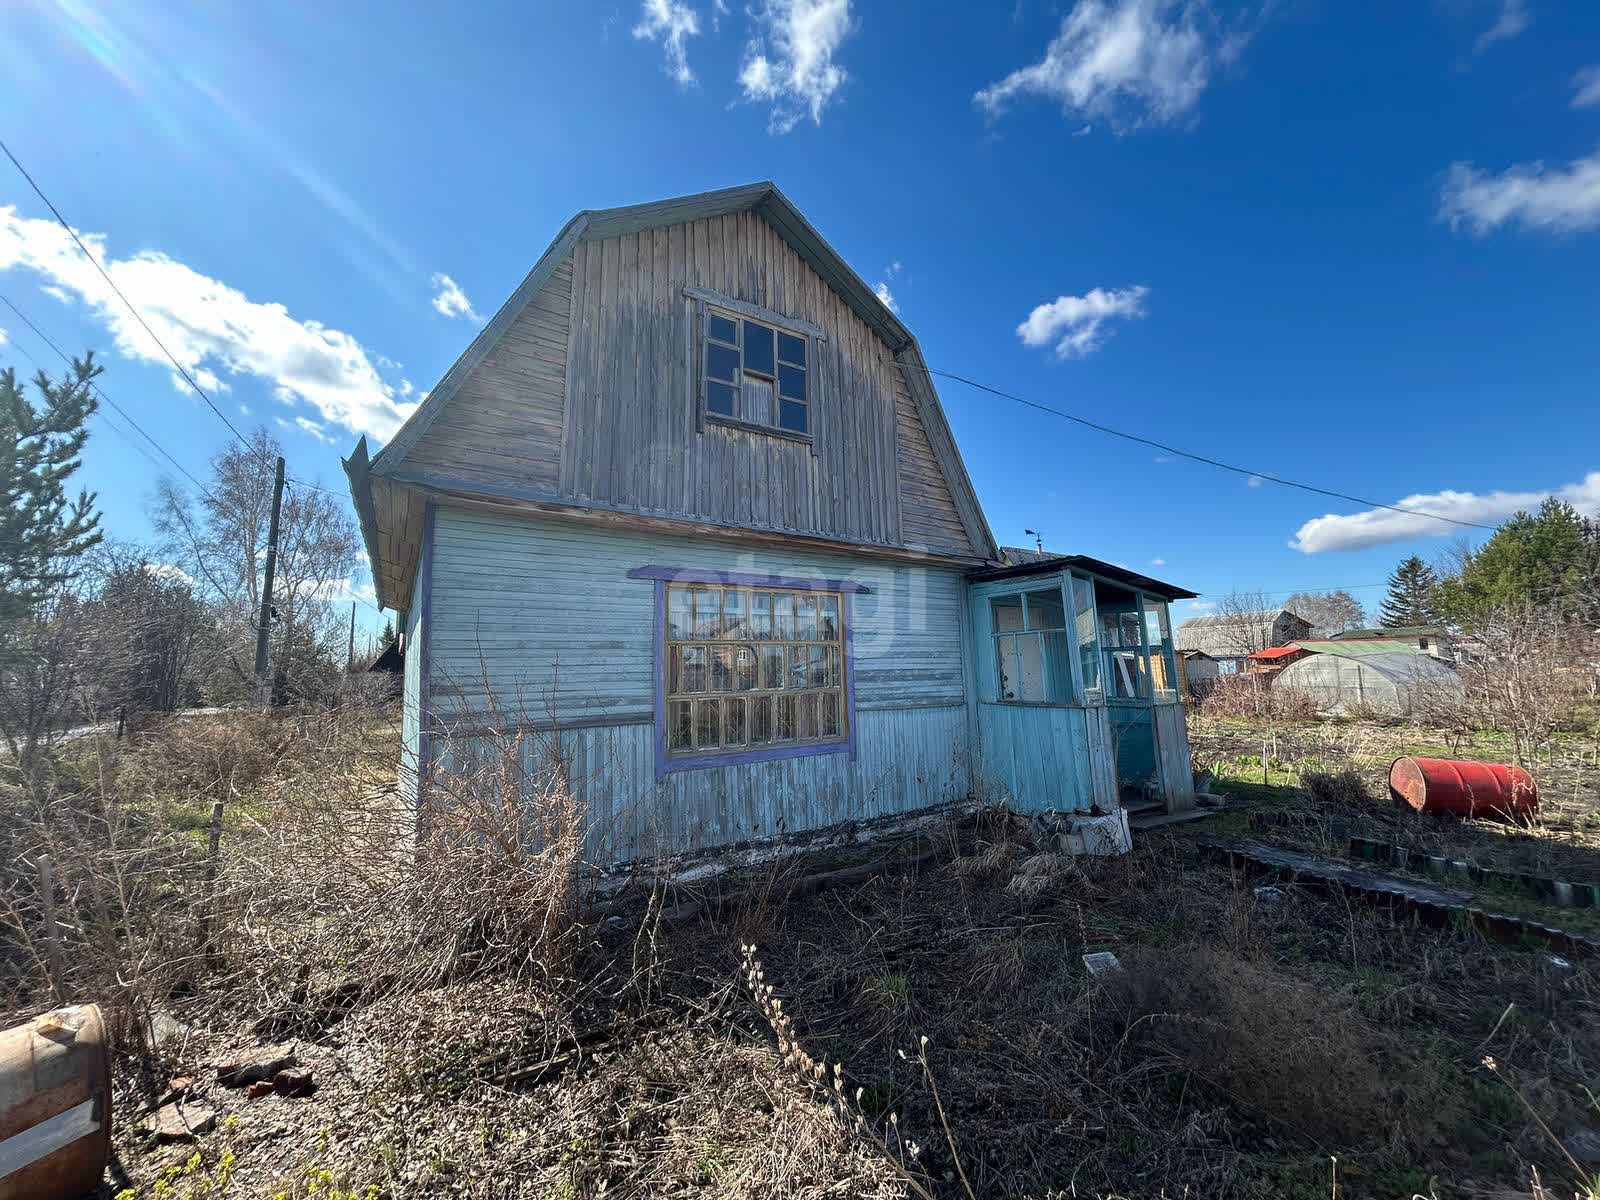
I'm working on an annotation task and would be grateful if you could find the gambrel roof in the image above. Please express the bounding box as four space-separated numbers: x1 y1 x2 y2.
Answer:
346 182 998 609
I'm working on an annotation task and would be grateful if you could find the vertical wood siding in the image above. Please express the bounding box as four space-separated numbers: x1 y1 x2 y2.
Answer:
422 504 972 860
894 371 971 555
532 212 974 556
1152 703 1194 809
975 703 1116 814
407 260 573 492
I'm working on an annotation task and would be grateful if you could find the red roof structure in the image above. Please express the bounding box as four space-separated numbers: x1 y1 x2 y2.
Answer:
1249 645 1304 661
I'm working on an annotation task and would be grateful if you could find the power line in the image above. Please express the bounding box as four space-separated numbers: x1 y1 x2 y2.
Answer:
1 142 346 501
915 364 1498 534
1 137 261 459
1 292 217 501
2 325 177 480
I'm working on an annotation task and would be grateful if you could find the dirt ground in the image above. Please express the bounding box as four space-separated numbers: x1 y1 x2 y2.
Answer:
105 714 1600 1200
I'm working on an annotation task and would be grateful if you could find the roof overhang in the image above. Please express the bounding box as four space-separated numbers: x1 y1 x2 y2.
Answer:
968 553 1198 601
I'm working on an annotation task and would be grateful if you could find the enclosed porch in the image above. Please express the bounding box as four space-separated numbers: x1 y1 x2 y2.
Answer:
966 556 1197 822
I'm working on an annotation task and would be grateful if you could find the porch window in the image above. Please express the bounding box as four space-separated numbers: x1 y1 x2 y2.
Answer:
992 587 1073 704
699 303 810 436
665 582 844 756
1071 575 1102 702
1102 609 1148 699
1144 601 1179 702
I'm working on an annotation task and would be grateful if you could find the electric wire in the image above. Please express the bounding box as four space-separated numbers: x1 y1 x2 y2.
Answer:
909 364 1498 533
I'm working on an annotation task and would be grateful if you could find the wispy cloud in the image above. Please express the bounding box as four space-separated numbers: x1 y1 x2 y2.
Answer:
0 325 7 346
1247 474 1265 488
634 0 702 87
429 273 480 321
1150 556 1166 566
873 280 899 313
975 0 1256 133
1439 148 1600 236
1473 0 1529 54
1573 65 1600 109
0 205 416 441
1290 472 1600 554
739 0 855 133
1016 285 1149 358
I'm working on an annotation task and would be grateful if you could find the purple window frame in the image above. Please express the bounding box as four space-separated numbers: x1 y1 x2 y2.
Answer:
627 566 868 779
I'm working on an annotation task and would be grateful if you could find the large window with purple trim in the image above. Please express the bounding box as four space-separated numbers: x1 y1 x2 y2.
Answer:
664 583 844 756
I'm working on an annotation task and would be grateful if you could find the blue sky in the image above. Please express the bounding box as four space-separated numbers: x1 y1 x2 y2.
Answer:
3 0 1597 630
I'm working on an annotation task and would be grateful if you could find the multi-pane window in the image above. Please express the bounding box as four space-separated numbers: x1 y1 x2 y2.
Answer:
1144 602 1178 702
1103 609 1149 700
665 583 843 756
992 587 1073 703
701 305 809 435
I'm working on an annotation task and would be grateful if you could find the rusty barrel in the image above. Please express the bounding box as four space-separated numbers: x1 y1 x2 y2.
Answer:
1389 756 1538 819
0 1004 112 1200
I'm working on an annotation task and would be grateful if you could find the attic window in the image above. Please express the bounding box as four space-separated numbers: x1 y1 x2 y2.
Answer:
697 298 810 438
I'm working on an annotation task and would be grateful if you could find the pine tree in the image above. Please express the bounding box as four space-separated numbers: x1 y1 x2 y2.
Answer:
1378 556 1438 627
378 617 397 651
1435 499 1598 625
0 356 103 624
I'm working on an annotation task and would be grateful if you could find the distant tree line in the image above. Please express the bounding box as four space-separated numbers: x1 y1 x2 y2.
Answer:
1 353 377 790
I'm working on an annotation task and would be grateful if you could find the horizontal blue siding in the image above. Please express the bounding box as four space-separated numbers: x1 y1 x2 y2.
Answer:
424 505 973 859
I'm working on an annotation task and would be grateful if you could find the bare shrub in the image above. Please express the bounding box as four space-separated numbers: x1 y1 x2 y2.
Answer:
1198 673 1319 722
1 681 591 1053
1341 696 1399 723
1413 603 1598 770
1302 768 1375 811
1102 943 1392 1142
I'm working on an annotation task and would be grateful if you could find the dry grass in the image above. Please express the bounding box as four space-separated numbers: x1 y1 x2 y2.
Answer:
1197 673 1321 722
6 707 1599 1200
1301 767 1375 811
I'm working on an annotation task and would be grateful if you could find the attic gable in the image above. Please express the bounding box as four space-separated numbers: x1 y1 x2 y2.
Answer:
354 183 997 588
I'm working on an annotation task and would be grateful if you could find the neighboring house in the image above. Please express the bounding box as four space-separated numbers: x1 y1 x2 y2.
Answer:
344 182 1200 866
1272 639 1462 716
1331 626 1453 659
1175 609 1314 676
1178 650 1220 698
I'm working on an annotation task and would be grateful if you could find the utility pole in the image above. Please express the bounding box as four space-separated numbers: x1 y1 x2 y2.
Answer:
347 601 356 672
253 456 286 708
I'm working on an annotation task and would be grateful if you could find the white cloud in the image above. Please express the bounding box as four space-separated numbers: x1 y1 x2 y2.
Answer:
1439 149 1600 236
1153 454 1174 464
873 280 899 313
1473 0 1529 54
0 325 7 346
1016 285 1149 358
1246 474 1265 488
1150 556 1166 566
975 0 1252 132
1573 65 1600 109
739 0 854 133
0 206 416 441
145 562 196 586
1290 472 1600 554
429 272 480 321
633 0 701 87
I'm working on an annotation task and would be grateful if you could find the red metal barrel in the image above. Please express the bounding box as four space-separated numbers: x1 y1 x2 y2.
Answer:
1389 756 1538 819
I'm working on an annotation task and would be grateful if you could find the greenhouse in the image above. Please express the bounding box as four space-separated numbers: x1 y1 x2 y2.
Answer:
1273 639 1463 716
